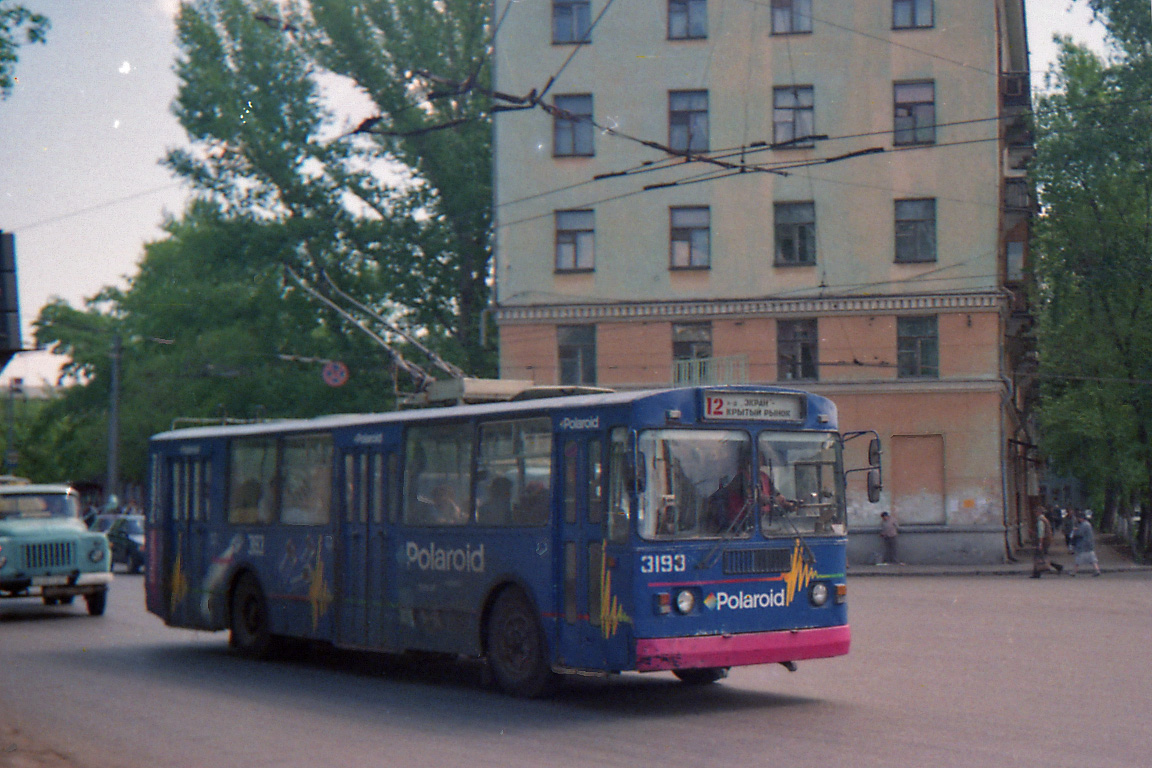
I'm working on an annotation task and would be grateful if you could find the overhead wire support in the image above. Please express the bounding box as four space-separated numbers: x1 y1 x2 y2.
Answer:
318 270 466 380
283 265 436 392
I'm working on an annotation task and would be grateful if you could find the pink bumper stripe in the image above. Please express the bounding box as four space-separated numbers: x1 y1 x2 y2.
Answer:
635 625 850 672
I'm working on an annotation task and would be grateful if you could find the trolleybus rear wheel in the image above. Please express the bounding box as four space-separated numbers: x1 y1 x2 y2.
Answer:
672 667 728 685
230 574 273 658
486 588 556 698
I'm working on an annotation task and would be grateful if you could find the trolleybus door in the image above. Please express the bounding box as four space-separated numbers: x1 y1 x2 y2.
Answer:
556 434 630 670
337 448 393 649
163 454 212 628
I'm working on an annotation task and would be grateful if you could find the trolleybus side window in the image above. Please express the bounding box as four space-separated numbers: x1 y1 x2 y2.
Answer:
404 422 474 526
588 438 603 524
474 417 552 527
229 438 277 525
386 453 400 524
280 435 332 526
607 428 630 543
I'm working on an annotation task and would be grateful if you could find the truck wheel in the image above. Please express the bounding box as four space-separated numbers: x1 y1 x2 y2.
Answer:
486 587 556 698
85 590 107 616
230 574 273 658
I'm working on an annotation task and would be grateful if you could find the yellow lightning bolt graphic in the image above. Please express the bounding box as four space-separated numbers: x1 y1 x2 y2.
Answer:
781 539 817 606
169 533 188 617
308 545 334 631
599 542 631 638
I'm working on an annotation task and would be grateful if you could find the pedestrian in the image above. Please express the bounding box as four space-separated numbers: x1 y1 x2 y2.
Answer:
1061 508 1076 552
1069 510 1102 577
879 511 902 565
1031 505 1063 578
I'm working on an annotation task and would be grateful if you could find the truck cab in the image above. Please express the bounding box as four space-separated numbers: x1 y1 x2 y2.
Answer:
0 483 113 615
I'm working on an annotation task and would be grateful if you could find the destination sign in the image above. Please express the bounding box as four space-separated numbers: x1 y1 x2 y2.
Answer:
702 391 804 422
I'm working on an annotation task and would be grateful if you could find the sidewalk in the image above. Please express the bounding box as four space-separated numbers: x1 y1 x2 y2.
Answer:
848 534 1152 577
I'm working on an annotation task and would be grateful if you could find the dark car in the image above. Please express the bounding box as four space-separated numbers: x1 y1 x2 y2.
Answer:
92 514 146 574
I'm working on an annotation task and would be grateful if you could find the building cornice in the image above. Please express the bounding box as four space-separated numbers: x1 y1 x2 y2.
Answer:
494 292 1004 324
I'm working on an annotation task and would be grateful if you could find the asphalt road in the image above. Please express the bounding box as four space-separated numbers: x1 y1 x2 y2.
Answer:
2 571 1149 768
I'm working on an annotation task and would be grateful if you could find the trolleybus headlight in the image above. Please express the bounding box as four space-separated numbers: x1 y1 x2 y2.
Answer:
675 589 696 614
809 582 829 607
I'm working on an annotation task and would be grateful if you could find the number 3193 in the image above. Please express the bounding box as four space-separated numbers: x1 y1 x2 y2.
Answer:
640 553 686 574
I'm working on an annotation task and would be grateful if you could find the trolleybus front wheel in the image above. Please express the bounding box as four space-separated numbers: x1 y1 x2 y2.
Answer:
486 587 557 698
230 574 274 658
673 667 728 685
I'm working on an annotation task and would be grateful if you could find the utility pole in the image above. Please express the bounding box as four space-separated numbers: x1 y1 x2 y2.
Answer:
106 334 121 506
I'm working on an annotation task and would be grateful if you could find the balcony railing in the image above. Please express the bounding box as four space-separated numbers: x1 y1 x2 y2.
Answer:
673 354 748 386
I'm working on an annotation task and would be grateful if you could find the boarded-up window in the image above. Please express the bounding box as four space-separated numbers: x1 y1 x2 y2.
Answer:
890 434 945 524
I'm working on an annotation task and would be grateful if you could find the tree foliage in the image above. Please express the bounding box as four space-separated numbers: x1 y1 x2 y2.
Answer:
25 0 497 489
1031 0 1152 552
166 0 494 373
0 2 48 99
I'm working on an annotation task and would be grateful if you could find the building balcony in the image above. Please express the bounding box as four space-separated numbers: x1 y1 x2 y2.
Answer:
672 354 748 386
1001 71 1031 111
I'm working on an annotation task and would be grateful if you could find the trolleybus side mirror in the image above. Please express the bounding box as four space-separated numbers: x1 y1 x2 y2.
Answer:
868 438 881 468
867 468 882 504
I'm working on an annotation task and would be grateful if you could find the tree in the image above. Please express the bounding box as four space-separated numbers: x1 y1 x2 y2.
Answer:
0 2 48 99
29 201 400 485
1030 0 1152 554
166 0 495 377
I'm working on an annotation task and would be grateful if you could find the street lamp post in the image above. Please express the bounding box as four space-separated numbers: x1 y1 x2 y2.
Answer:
105 334 121 506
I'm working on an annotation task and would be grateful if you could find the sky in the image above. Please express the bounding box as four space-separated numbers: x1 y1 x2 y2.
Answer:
0 0 1112 390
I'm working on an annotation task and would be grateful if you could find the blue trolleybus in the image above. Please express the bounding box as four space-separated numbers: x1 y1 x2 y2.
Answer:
144 385 880 696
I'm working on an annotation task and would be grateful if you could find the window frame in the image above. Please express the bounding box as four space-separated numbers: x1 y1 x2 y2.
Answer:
552 0 591 44
553 94 594 157
669 90 709 153
774 201 817 266
773 85 815 147
668 0 707 40
892 0 933 30
897 315 939 379
777 318 819 381
894 198 937 264
669 206 711 269
770 0 812 35
555 209 595 272
893 80 936 146
558 324 597 385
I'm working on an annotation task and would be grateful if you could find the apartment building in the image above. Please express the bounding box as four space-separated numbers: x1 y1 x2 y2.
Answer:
491 0 1034 564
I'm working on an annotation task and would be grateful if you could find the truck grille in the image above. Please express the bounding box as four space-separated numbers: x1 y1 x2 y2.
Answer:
22 541 75 570
723 547 792 575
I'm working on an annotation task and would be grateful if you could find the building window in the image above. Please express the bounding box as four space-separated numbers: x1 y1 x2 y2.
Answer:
553 94 593 156
669 90 709 152
774 201 816 266
673 322 712 361
553 0 591 44
555 210 594 271
673 323 712 384
669 0 707 39
777 319 818 381
670 206 710 268
771 0 811 35
893 0 932 29
894 81 936 145
897 316 938 378
773 86 814 146
895 198 936 263
558 325 596 384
